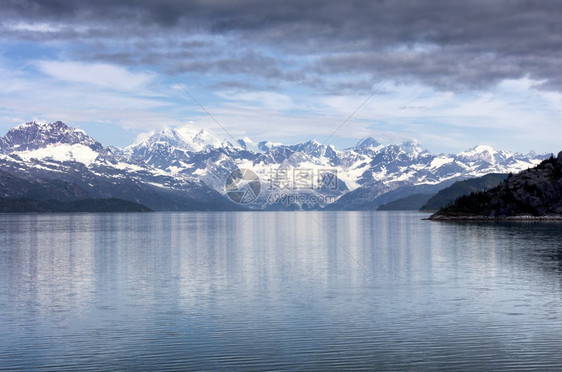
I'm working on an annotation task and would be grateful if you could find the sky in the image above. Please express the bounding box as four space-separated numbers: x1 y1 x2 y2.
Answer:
1 0 561 154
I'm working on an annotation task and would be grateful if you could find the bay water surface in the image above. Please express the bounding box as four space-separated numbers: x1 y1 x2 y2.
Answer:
1 211 562 370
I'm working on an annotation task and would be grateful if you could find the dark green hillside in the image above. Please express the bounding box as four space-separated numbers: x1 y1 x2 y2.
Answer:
377 193 433 210
420 173 507 211
431 152 562 219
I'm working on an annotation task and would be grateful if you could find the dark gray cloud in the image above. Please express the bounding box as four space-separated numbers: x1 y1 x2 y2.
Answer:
2 0 562 93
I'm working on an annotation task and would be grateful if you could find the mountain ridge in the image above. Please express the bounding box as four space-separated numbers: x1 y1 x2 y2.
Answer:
0 121 551 211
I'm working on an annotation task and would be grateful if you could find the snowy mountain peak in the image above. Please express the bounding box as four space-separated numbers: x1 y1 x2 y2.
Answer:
288 139 334 158
129 125 232 153
257 140 283 152
192 128 228 150
237 137 260 152
355 137 381 149
460 144 497 155
300 139 322 148
2 121 102 153
150 128 181 145
400 139 425 155
457 144 501 163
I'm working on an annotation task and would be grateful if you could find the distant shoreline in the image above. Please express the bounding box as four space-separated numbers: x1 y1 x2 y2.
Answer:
429 214 562 221
0 197 152 213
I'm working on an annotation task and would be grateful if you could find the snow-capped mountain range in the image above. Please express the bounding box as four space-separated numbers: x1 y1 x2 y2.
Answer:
0 121 550 210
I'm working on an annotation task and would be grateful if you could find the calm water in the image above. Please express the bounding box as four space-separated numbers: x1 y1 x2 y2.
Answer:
1 211 562 370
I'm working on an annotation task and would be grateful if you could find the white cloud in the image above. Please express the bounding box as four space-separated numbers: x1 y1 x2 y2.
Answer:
35 60 154 91
217 91 297 112
7 22 62 33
